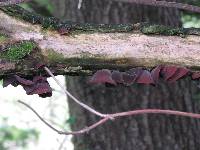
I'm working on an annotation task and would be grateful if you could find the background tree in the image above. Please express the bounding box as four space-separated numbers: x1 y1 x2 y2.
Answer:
48 0 200 150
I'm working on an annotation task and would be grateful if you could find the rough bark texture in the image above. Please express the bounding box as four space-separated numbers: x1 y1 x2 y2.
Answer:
52 0 181 26
51 0 200 150
67 77 200 150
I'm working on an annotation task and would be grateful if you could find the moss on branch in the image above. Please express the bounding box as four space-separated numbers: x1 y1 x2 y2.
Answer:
141 24 186 36
0 34 8 43
0 5 134 33
0 41 36 61
1 5 200 36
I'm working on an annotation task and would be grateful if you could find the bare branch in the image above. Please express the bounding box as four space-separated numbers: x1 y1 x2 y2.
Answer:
113 0 200 14
110 109 200 118
0 0 29 6
44 67 109 118
18 100 200 136
18 100 109 135
18 100 64 134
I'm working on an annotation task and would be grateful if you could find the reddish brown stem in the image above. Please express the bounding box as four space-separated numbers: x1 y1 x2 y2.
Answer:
44 67 111 118
18 100 200 135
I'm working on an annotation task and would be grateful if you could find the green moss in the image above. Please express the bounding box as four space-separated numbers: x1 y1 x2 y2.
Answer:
47 49 65 62
0 41 36 60
1 5 61 30
71 23 134 34
141 24 186 36
0 34 8 43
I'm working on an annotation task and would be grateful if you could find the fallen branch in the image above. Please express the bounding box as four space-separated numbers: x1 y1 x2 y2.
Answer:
0 6 200 76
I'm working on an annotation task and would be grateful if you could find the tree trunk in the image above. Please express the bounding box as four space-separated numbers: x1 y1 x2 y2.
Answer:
67 77 200 150
51 0 200 149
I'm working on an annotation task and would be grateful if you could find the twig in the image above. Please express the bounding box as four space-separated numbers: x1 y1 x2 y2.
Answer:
44 67 109 118
114 0 200 14
18 100 109 135
57 136 68 150
18 100 200 135
0 0 30 6
18 100 63 134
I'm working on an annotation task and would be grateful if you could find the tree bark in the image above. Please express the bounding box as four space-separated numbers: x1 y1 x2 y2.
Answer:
67 77 200 150
50 0 200 150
